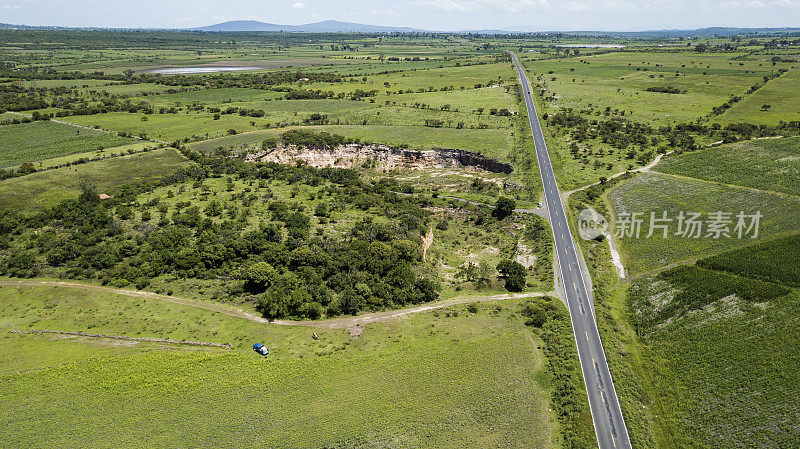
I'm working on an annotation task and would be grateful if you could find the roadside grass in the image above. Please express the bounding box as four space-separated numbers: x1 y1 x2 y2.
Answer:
0 148 191 214
0 120 134 168
654 137 800 196
715 68 800 125
607 172 800 275
0 284 559 449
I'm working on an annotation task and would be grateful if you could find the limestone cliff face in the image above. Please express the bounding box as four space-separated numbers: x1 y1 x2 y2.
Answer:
244 144 513 174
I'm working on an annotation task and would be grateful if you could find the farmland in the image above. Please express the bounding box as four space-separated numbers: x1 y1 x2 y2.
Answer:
0 283 560 448
655 136 800 196
2 27 800 448
625 244 800 448
0 120 135 168
607 171 800 275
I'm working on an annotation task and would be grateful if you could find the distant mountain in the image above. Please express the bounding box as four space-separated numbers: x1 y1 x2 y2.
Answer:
192 20 424 33
1 21 799 37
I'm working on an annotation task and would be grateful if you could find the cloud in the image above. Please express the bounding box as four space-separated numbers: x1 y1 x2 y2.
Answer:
291 2 305 8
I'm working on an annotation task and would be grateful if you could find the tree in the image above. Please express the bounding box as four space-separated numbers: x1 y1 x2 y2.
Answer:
246 261 276 292
497 259 526 292
18 162 36 175
492 197 516 220
694 43 708 53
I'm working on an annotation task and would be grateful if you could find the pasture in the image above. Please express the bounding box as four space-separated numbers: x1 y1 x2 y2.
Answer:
0 284 559 448
715 68 800 125
0 148 191 214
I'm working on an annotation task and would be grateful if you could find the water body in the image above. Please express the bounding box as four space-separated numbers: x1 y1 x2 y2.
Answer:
147 66 265 75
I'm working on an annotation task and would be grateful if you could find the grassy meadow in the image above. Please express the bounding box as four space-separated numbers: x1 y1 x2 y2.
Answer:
0 148 191 214
0 284 560 448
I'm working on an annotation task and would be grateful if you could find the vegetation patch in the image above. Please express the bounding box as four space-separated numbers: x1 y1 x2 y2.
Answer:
0 120 134 168
697 233 800 287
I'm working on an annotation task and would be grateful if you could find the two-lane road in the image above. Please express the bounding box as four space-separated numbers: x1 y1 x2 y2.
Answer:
510 52 632 449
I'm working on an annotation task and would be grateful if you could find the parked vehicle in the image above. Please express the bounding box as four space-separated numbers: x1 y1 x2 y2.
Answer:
253 343 269 356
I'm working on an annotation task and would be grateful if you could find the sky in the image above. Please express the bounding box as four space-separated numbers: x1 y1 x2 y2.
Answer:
1 0 799 31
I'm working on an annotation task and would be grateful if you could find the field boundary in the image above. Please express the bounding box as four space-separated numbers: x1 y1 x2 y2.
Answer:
9 329 233 348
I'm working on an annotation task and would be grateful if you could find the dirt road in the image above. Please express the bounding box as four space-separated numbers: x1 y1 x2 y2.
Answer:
0 279 553 329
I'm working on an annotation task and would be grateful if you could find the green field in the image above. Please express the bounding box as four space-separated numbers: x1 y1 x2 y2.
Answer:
189 124 512 156
0 148 191 214
627 261 800 448
607 172 800 275
697 233 800 287
655 137 800 196
521 51 792 126
0 120 135 168
0 284 559 448
715 68 800 125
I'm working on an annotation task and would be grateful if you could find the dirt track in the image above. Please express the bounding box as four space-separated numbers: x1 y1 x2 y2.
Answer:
0 279 553 329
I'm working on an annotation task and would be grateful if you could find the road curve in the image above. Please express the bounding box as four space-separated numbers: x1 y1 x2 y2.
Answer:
510 52 632 449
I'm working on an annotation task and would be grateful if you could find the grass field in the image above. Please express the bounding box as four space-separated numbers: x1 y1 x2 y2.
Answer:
34 141 161 170
607 172 800 275
521 51 793 126
655 137 800 196
715 68 800 125
0 120 135 168
0 284 560 448
0 148 191 214
189 124 513 156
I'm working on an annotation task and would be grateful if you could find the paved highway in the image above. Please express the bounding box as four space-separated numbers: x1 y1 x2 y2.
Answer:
511 52 632 449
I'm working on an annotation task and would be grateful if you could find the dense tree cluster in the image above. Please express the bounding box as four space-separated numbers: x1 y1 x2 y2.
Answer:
0 149 440 320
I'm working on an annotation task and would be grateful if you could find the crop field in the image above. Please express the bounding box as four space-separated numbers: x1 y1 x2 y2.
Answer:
627 256 800 448
0 148 190 214
607 172 800 275
655 137 800 196
0 120 135 167
697 233 800 287
0 284 559 448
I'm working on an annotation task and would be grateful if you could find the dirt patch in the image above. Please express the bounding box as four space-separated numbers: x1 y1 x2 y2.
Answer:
422 226 434 261
514 239 537 269
348 325 365 339
245 144 513 174
10 329 232 348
